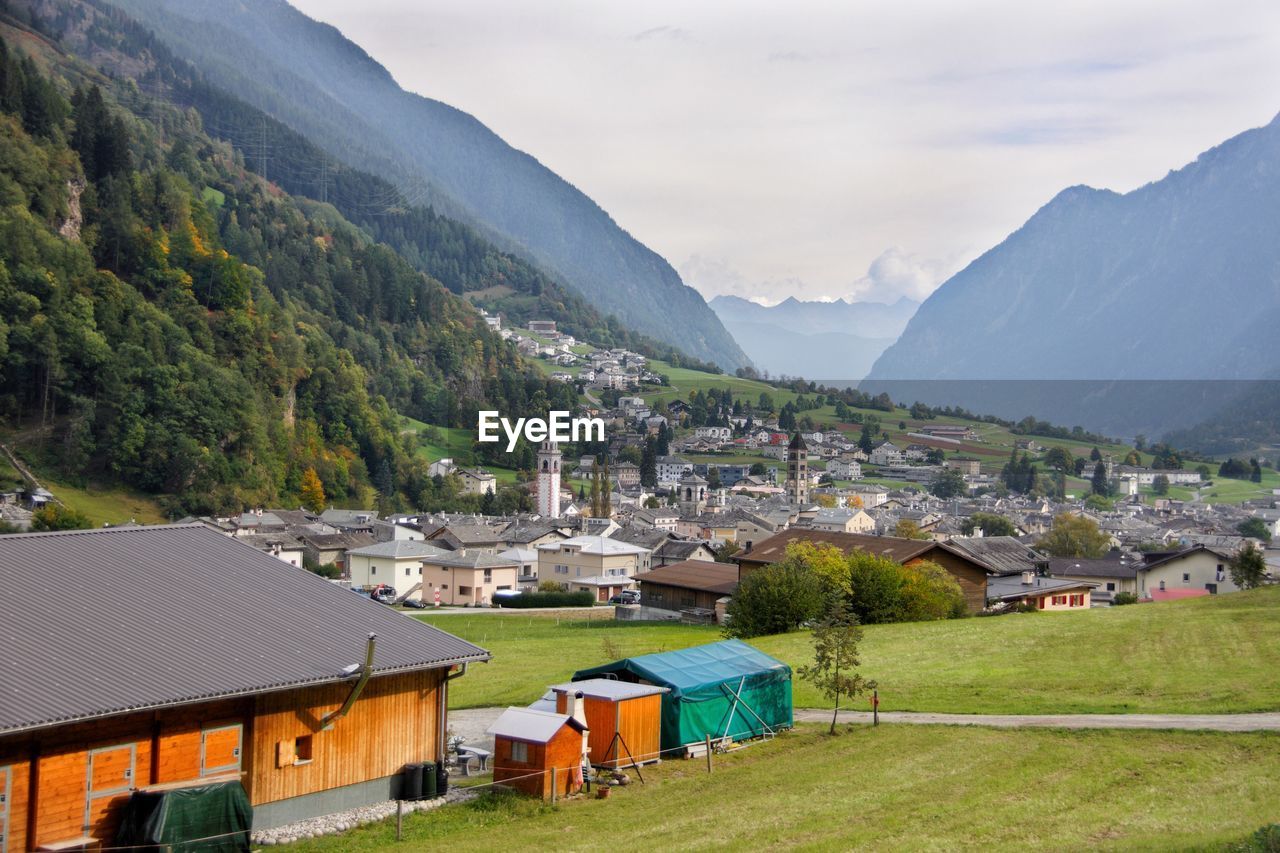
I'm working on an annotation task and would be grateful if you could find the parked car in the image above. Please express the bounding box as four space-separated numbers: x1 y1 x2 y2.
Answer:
608 590 641 605
401 597 428 609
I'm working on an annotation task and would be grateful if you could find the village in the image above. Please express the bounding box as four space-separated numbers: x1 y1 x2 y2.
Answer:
0 316 1277 850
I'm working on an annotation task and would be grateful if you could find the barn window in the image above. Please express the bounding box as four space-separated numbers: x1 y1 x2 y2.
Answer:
510 741 528 763
295 735 314 764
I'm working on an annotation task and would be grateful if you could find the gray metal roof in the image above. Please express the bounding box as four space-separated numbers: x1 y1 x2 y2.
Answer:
548 679 667 701
0 525 489 735
486 706 585 743
346 539 451 560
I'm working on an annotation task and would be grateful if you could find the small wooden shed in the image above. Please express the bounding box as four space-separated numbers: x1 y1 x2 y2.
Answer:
551 679 667 768
486 708 587 800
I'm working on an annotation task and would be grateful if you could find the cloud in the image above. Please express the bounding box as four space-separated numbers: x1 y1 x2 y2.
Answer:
847 247 951 303
632 25 688 42
679 254 806 302
767 50 810 63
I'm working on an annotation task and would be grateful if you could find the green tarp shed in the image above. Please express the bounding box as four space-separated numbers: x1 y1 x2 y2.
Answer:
573 639 793 753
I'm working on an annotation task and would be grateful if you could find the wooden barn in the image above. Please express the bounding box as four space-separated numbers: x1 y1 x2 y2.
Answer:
0 525 489 849
486 708 587 800
549 680 666 768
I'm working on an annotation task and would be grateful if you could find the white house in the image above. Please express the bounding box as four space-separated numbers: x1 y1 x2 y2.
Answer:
346 539 452 599
826 459 862 480
869 442 905 466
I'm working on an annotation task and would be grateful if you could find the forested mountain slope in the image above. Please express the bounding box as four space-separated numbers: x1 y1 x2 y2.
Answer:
0 16 573 515
100 0 751 371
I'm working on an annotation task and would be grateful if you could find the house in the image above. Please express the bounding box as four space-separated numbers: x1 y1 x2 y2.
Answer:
634 560 739 622
1135 545 1237 597
346 539 452 600
428 521 509 553
826 459 862 480
297 528 376 571
574 640 793 754
427 458 455 478
421 550 522 606
527 320 557 333
736 528 994 612
656 456 693 485
237 533 307 567
0 525 489 846
868 442 905 466
548 680 666 768
613 461 641 488
499 546 540 589
986 571 1096 609
944 457 982 477
630 506 681 533
808 508 876 534
457 468 497 496
486 708 585 800
920 425 975 440
536 535 652 602
1047 551 1140 603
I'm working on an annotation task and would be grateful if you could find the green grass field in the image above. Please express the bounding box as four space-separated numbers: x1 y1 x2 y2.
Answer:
423 586 1280 715
399 416 520 484
286 725 1280 851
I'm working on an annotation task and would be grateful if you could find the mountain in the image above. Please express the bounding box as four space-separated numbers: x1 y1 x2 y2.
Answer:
98 0 750 371
0 11 574 516
709 295 915 379
865 112 1280 438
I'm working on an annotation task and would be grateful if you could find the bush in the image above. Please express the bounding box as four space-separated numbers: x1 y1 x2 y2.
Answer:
1112 591 1139 606
497 590 595 608
1227 824 1280 852
724 563 828 638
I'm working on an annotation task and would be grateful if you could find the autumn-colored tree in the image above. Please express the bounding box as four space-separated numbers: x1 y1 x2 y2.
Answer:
893 519 930 540
1036 513 1110 558
300 467 326 513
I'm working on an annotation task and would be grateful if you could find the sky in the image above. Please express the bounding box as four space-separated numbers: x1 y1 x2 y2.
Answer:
290 0 1280 306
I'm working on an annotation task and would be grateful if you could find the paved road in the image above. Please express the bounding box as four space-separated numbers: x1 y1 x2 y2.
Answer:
793 709 1280 732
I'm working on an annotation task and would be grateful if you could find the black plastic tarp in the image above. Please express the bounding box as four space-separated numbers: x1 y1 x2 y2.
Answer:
115 781 252 852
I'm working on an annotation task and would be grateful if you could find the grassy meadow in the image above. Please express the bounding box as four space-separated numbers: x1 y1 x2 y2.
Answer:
286 724 1280 851
422 585 1280 715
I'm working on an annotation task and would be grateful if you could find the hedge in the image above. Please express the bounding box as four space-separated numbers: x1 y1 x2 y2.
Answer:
497 590 596 608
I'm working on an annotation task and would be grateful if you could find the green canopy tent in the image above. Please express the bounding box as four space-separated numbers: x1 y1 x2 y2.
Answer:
573 639 793 753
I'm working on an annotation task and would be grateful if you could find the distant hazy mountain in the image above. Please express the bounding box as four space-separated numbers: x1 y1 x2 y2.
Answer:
864 112 1280 438
107 0 751 371
709 295 916 379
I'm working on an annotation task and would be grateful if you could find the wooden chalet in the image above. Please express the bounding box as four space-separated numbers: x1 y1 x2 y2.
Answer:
734 528 994 612
0 525 489 848
634 560 739 622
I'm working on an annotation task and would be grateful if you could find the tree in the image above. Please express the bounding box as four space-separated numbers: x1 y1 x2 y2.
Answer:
714 540 740 563
961 512 1016 537
31 504 92 531
1229 543 1267 590
893 519 930 540
858 424 874 455
1090 446 1102 462
1073 457 1087 477
749 462 767 476
1091 461 1110 496
1237 518 1272 542
1152 474 1170 496
589 458 601 516
797 599 876 734
299 467 326 513
898 560 966 621
1251 460 1263 483
929 467 966 499
1036 513 1110 558
723 563 828 638
640 438 657 488
846 552 906 624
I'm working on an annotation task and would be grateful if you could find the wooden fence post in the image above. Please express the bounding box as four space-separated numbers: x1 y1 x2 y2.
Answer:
705 734 712 774
551 766 558 803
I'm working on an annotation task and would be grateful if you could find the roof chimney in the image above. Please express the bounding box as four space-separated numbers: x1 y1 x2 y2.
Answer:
1021 571 1035 585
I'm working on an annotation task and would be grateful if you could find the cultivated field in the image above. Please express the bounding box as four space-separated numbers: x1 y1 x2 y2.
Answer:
422 585 1280 715
285 724 1280 851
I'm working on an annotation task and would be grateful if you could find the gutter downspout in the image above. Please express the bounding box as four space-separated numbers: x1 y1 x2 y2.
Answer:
320 633 376 731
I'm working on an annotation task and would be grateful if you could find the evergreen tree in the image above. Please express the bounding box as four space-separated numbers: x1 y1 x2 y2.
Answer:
1091 461 1110 496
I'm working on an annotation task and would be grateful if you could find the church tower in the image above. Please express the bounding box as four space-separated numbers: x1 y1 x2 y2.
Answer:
786 432 809 505
537 440 561 518
677 471 708 517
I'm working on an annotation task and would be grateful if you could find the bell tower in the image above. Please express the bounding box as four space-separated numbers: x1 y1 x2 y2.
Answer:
537 440 562 518
786 432 809 505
